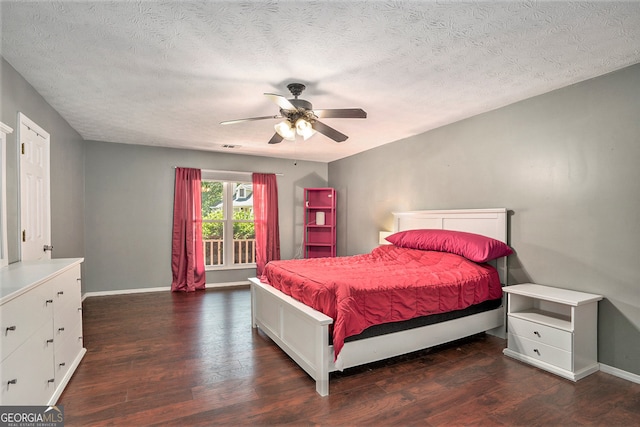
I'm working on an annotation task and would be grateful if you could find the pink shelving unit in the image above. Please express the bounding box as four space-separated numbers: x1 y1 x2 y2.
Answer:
303 188 336 258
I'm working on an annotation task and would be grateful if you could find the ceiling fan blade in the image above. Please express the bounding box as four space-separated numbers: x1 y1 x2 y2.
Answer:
265 93 296 111
312 120 348 142
313 108 367 119
268 133 284 144
220 115 281 125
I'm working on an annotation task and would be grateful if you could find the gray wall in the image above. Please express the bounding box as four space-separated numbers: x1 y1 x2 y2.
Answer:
83 140 327 293
1 57 85 262
329 64 640 376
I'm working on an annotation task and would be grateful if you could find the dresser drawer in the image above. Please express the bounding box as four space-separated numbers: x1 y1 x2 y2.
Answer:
54 321 83 385
507 333 572 371
51 265 82 321
508 316 572 351
53 300 82 340
1 284 54 361
0 321 55 405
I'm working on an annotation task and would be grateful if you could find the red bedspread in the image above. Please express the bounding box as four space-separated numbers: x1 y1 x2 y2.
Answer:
262 245 503 359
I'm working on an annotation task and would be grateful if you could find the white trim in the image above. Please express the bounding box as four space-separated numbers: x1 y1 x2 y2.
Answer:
599 363 640 385
201 169 253 182
83 286 170 300
0 122 13 268
206 263 256 271
81 281 250 300
0 122 13 134
206 280 250 289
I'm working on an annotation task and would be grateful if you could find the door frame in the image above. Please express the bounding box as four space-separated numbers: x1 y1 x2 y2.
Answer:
0 122 13 268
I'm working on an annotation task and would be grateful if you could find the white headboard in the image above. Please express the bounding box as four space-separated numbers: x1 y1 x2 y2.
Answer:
392 208 509 284
393 208 507 242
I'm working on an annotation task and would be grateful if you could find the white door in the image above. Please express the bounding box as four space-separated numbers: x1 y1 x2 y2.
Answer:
19 113 51 261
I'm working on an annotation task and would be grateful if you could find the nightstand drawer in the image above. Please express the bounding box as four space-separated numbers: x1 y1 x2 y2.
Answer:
507 333 572 371
508 316 572 351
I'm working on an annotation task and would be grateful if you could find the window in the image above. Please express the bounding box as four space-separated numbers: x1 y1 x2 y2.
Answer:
201 179 256 269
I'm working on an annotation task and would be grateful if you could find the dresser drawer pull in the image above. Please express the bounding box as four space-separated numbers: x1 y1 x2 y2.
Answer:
46 338 54 344
57 291 64 296
7 379 17 386
46 299 53 305
59 362 66 367
533 331 541 337
534 349 541 355
5 325 16 334
48 378 55 383
58 327 65 332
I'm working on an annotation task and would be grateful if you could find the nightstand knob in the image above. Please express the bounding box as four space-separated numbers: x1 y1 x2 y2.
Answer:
533 331 541 337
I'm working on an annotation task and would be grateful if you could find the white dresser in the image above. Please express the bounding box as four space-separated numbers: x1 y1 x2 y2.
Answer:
503 283 602 381
0 258 86 405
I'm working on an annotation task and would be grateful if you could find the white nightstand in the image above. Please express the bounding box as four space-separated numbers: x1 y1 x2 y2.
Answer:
503 283 603 381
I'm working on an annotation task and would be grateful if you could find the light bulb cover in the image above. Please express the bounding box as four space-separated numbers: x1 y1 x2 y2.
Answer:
295 118 316 140
274 120 296 141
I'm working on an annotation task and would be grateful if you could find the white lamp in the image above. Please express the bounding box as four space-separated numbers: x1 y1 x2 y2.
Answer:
274 120 296 141
295 118 316 140
379 231 393 245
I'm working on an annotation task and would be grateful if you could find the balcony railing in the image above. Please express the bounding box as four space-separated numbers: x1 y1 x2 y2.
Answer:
204 238 256 266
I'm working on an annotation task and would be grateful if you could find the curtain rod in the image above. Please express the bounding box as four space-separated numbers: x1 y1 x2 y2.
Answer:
173 166 283 176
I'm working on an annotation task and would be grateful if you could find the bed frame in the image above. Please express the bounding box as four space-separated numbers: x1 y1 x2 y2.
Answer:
249 208 509 396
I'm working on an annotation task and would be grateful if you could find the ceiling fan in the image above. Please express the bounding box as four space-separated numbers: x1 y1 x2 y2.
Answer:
220 83 367 144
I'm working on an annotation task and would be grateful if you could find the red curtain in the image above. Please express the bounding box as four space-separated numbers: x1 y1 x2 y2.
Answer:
252 173 281 278
171 167 206 292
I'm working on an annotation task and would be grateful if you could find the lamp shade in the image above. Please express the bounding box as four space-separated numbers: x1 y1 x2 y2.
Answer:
274 121 296 141
379 231 393 245
295 118 316 140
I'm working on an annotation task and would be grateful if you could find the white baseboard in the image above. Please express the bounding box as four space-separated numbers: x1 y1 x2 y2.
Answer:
599 363 640 385
205 281 250 289
82 281 250 300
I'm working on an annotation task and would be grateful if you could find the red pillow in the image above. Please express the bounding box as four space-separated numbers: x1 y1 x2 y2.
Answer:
385 229 513 263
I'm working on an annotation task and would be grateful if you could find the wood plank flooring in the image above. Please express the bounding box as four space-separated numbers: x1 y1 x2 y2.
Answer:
59 287 640 426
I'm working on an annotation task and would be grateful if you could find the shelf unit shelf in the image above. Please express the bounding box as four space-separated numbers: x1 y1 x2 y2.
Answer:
303 188 336 258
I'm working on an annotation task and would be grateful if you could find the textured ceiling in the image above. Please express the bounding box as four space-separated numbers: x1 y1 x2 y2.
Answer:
2 1 640 163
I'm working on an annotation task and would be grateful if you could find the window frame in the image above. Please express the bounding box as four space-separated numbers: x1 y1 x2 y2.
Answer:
201 171 255 271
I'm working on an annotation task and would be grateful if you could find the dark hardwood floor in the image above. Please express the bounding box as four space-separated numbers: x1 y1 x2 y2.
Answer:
59 287 639 426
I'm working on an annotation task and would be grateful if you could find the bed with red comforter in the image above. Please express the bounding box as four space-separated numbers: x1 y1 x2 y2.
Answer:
262 244 503 359
251 208 511 396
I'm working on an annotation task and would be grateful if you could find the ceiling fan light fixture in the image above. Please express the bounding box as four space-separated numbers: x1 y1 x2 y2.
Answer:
295 118 315 140
274 120 296 141
224 82 366 144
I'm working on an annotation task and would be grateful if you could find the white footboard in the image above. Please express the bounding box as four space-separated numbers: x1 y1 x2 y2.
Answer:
250 277 505 396
250 277 333 396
